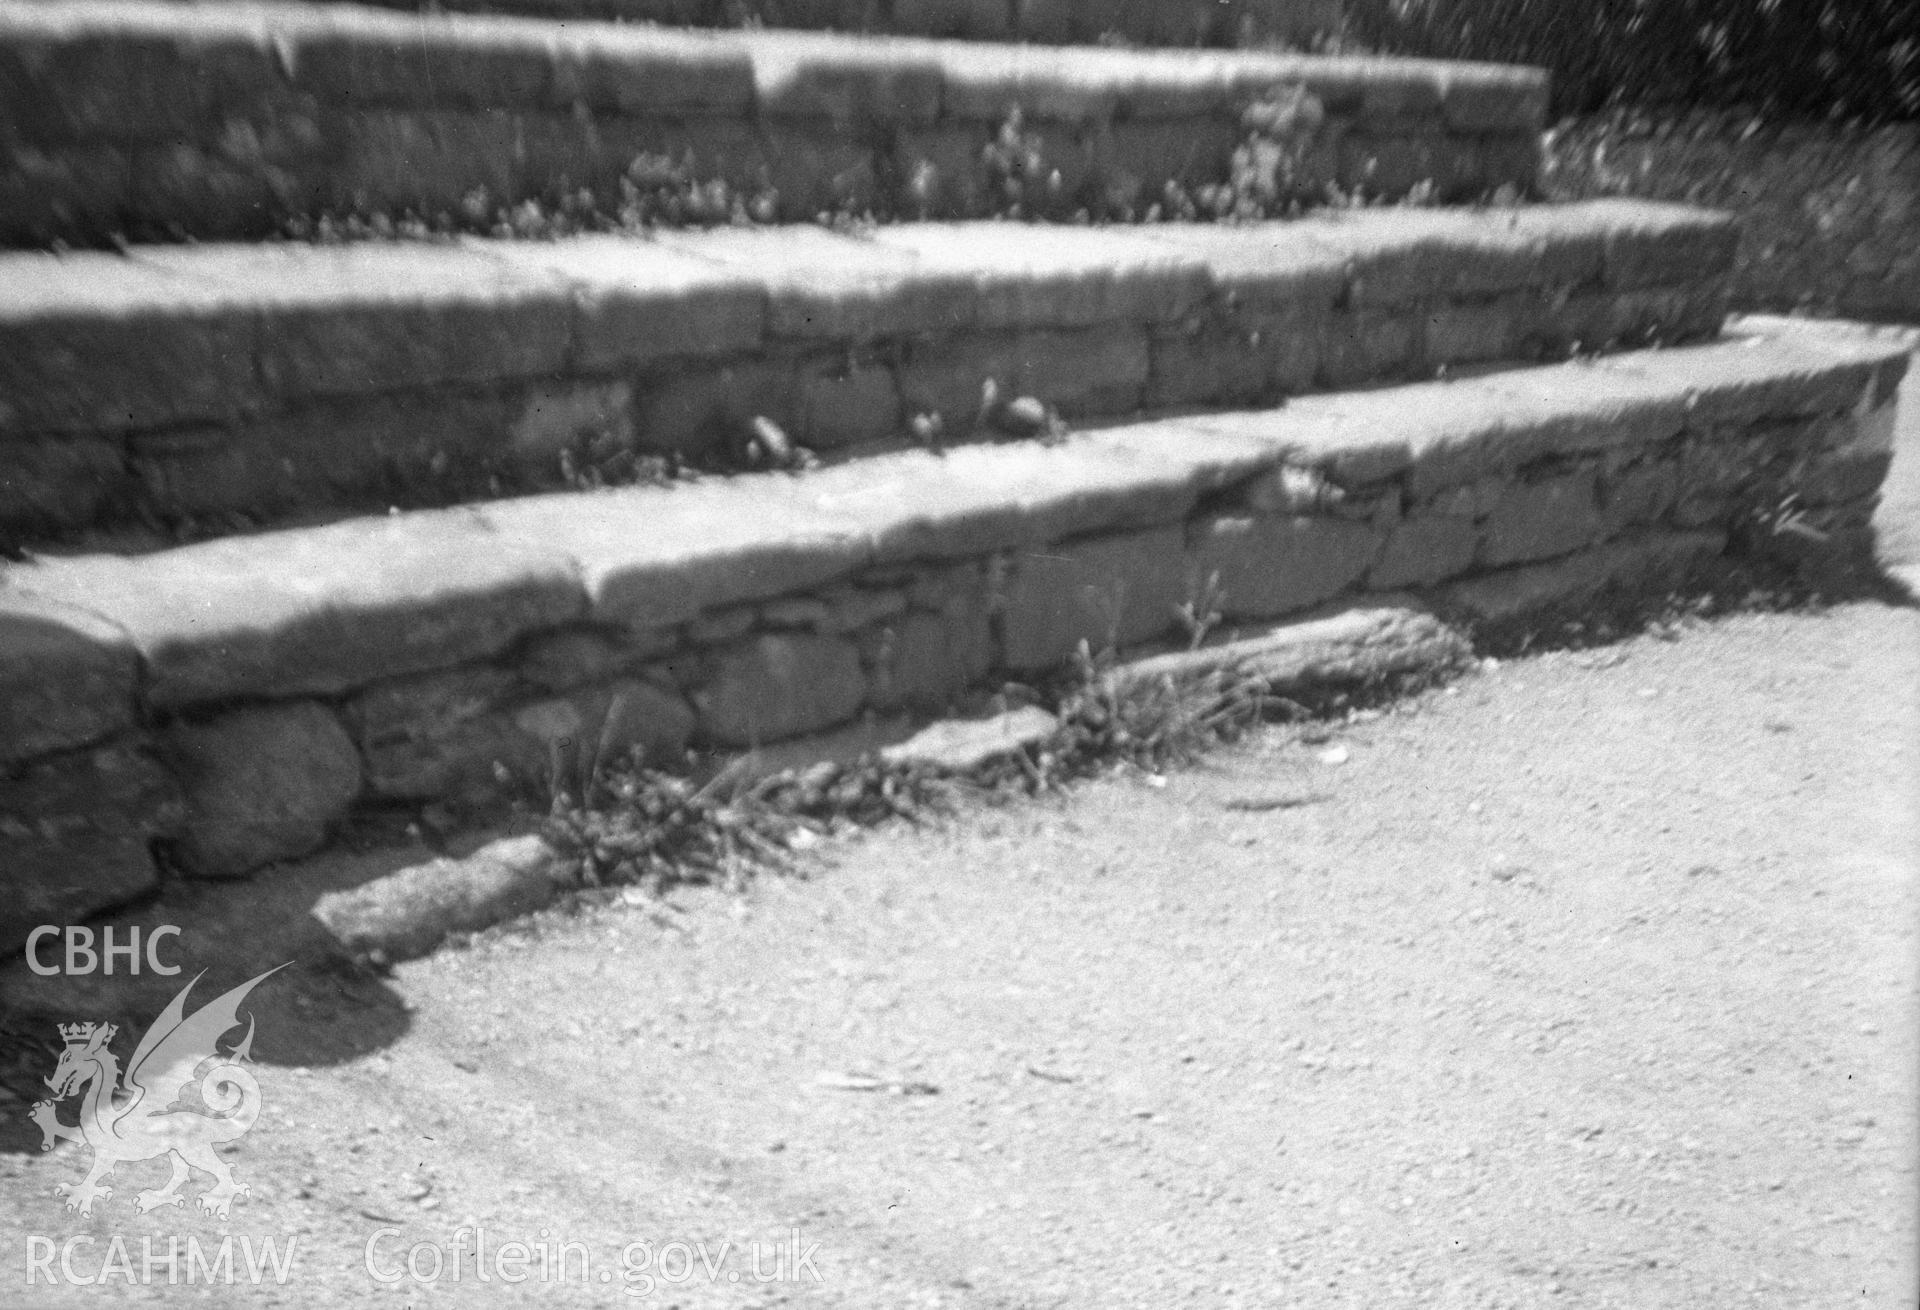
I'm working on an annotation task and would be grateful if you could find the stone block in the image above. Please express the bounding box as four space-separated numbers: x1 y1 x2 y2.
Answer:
1599 458 1680 536
0 434 125 536
344 666 519 800
319 108 521 219
486 239 767 372
0 252 260 435
1438 67 1549 133
482 480 868 628
1000 525 1191 669
128 389 523 525
1795 445 1895 506
508 382 635 474
1596 201 1740 290
516 627 678 693
798 362 902 450
869 223 1210 330
165 701 363 880
0 740 177 959
656 225 968 342
870 604 992 710
1102 598 1470 701
1478 468 1605 566
1337 132 1480 200
11 508 585 708
1316 309 1420 388
1147 323 1278 411
898 326 1150 428
757 121 883 220
135 243 575 401
880 706 1059 773
747 36 943 124
552 25 757 116
1189 514 1381 620
1442 530 1725 628
0 590 138 768
1367 514 1479 590
0 143 130 247
696 632 866 746
515 678 699 775
1424 296 1525 366
632 358 800 460
893 0 1015 38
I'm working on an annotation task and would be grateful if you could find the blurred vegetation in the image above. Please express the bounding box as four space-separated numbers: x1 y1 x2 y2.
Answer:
1339 0 1918 123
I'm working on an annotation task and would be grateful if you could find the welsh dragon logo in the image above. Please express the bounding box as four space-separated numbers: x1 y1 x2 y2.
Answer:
29 966 286 1219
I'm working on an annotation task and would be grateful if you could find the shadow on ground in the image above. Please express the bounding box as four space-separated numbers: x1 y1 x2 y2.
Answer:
0 819 523 1154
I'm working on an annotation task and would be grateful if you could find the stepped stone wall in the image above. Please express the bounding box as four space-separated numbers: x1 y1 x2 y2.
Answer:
0 319 1905 947
0 2 1544 245
1545 115 1920 326
349 0 1343 46
0 203 1733 540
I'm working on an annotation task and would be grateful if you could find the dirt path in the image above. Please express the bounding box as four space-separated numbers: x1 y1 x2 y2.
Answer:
2 367 1915 1309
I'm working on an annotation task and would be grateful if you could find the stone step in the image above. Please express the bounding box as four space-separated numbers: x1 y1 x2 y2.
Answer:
0 0 1545 245
138 0 1344 48
1 201 1736 544
0 315 1905 944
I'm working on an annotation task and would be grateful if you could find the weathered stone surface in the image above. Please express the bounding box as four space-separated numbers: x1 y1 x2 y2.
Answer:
1795 445 1895 507
345 667 520 800
871 605 993 711
515 678 699 773
809 431 1207 566
486 236 767 371
0 739 176 959
1317 309 1420 387
0 251 258 435
1605 321 1888 426
312 834 575 965
897 327 1151 429
165 701 363 880
1599 458 1681 536
1102 597 1468 698
1000 526 1191 670
0 433 125 534
730 711 916 783
506 381 634 472
1189 514 1381 621
656 226 969 341
12 508 583 709
744 30 943 123
1478 469 1605 567
696 632 865 746
868 224 1210 330
483 482 867 628
134 243 575 401
1367 514 1480 590
880 707 1060 774
1441 530 1726 628
0 590 138 768
516 626 678 694
798 362 902 449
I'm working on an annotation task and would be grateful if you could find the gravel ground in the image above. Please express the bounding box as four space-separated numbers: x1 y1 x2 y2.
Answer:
1 365 1914 1310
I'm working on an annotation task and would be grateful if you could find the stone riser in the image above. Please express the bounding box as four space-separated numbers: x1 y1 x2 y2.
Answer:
0 202 1734 541
308 0 1342 47
0 317 1904 942
0 1 1543 245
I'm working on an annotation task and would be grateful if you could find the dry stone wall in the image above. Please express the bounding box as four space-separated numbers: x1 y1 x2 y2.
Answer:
346 0 1343 47
0 203 1733 540
1545 113 1920 326
0 2 1543 246
0 318 1905 949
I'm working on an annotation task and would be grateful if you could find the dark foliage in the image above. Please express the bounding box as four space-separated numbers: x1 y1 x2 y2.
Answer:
1341 0 1919 123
